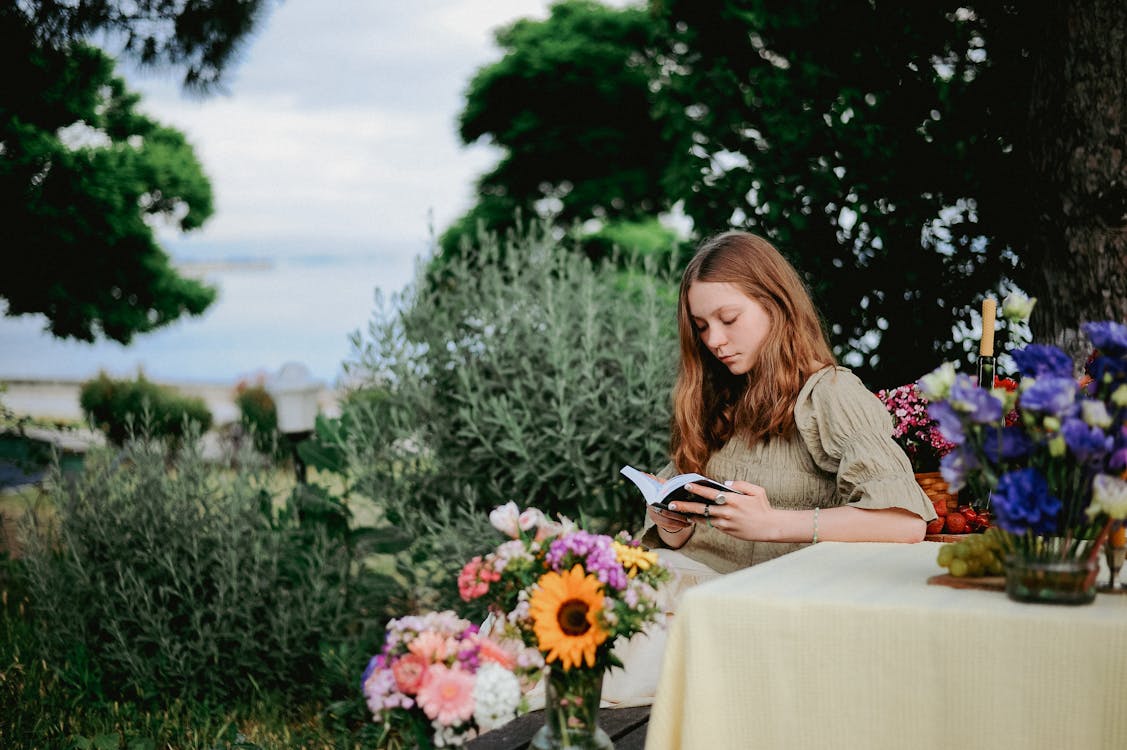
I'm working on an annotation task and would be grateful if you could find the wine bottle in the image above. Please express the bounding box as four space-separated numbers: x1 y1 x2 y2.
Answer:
978 298 996 390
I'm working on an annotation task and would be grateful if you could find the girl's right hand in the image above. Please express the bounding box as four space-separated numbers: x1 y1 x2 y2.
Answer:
647 505 695 548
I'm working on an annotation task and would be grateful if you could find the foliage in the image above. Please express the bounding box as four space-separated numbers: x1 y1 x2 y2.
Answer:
441 0 666 256
234 380 285 460
920 321 1127 562
16 433 359 705
78 372 213 444
0 7 218 343
11 0 277 91
344 221 676 527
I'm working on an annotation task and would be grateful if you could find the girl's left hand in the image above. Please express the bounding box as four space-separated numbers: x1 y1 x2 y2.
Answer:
667 480 776 541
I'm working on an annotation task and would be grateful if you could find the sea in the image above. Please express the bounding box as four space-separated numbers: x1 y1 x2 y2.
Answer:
0 247 421 388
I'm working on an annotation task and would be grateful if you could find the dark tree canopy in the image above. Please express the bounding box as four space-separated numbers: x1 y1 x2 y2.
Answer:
14 0 277 91
447 0 1127 387
441 0 667 256
2 1 277 343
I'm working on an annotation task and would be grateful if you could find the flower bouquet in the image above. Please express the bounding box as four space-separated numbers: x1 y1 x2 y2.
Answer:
361 610 543 748
920 320 1127 603
458 502 670 749
875 382 957 473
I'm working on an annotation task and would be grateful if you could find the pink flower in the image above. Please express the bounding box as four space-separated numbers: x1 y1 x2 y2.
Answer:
408 630 451 662
391 652 428 694
415 664 476 726
458 556 501 602
474 635 516 670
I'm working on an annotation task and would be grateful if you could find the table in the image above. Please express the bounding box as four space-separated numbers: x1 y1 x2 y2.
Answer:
646 541 1127 750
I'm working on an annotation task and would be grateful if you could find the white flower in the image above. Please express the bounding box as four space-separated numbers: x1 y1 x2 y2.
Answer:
472 662 522 732
918 362 957 401
431 720 473 747
489 502 521 538
1088 474 1127 520
1113 384 1127 408
518 508 544 532
1001 290 1037 322
1080 399 1113 429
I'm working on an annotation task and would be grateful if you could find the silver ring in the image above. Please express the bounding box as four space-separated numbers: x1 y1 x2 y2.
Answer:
703 505 711 519
714 492 727 505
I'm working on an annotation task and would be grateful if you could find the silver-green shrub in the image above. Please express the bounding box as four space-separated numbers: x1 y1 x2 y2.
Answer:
340 221 679 558
19 434 354 704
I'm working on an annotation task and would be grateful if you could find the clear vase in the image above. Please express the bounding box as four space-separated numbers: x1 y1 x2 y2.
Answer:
1003 555 1098 605
530 665 613 750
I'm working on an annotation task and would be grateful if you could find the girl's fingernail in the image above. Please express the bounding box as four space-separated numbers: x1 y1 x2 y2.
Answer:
724 480 734 486
668 503 678 511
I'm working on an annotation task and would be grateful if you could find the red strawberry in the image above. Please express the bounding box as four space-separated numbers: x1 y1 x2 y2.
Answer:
926 517 945 535
932 499 948 517
945 513 968 534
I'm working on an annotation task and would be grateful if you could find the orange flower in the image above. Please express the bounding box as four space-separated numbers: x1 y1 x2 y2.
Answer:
529 565 607 669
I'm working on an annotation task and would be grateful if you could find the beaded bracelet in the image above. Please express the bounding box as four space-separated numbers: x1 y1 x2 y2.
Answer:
812 507 820 544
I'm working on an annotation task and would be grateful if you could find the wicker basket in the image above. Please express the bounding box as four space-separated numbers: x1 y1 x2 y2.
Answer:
915 471 958 513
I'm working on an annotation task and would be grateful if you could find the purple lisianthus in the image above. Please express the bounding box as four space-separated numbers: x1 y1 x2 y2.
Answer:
1061 418 1113 463
546 531 627 590
990 467 1062 536
1086 354 1127 388
939 446 979 493
980 425 1033 463
948 374 1003 424
927 400 967 445
1012 344 1074 379
1082 321 1127 357
1019 375 1076 415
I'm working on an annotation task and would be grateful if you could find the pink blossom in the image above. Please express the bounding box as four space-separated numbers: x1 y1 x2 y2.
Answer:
415 664 476 726
408 630 452 662
391 652 428 694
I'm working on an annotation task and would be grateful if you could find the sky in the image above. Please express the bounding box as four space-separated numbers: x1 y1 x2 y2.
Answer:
137 0 633 261
1 0 638 387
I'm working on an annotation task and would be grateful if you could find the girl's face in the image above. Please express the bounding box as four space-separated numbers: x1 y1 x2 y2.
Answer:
687 281 771 375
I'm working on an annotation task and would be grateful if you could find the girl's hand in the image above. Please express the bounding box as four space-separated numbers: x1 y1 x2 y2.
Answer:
647 505 695 548
668 480 777 541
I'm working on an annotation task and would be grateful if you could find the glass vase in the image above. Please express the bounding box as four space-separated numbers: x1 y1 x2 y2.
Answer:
1003 555 1098 605
530 665 613 750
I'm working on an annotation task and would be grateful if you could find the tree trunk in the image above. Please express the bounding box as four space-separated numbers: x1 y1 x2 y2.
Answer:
1025 0 1127 357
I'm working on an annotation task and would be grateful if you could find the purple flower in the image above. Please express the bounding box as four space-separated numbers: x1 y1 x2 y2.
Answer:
927 400 966 445
1082 321 1127 357
990 467 1062 536
546 531 627 590
1086 355 1127 387
361 653 383 689
1019 376 1076 415
980 425 1033 463
939 447 979 493
1061 418 1112 463
948 375 1003 424
1012 344 1074 379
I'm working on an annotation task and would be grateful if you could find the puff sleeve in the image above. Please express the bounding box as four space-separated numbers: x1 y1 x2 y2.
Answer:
795 367 937 522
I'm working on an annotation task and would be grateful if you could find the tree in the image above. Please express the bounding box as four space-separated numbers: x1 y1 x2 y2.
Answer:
15 0 277 91
654 0 1126 382
1 2 276 342
441 0 668 257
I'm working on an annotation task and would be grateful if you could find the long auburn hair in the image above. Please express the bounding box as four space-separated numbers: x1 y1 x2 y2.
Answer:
670 231 836 474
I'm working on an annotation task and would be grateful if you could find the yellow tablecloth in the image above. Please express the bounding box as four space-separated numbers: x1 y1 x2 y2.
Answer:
646 541 1127 750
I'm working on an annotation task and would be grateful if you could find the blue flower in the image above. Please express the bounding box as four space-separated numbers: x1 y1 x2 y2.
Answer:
1019 376 1076 415
948 375 1003 424
1061 418 1112 463
980 425 1033 463
939 447 978 493
1086 354 1127 388
1012 344 1074 379
927 400 966 445
1082 321 1127 357
989 468 1062 536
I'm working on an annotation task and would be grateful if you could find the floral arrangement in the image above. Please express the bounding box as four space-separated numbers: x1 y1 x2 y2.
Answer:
919 316 1127 563
461 502 669 671
875 382 957 472
361 611 543 748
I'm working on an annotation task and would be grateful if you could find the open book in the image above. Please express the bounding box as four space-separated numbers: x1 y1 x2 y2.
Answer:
620 465 733 511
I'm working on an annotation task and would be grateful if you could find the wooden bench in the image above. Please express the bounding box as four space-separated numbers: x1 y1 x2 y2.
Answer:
466 706 651 750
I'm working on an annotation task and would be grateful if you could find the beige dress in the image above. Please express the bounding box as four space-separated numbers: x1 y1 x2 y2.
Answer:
602 366 936 706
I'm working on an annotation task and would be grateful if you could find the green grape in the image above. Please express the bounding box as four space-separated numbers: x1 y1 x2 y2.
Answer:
966 558 984 577
952 542 971 560
937 545 955 567
949 558 969 577
987 558 1004 576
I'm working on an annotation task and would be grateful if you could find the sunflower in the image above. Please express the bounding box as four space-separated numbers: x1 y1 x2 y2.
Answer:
528 565 608 669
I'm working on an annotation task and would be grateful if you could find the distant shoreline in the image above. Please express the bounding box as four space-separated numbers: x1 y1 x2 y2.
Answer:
2 377 341 425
